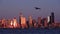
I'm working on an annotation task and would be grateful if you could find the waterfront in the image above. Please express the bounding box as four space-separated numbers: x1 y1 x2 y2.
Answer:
0 28 60 34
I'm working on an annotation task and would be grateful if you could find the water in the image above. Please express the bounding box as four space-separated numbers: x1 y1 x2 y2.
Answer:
0 28 60 34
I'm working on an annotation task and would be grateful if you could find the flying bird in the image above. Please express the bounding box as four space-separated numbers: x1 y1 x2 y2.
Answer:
34 7 41 10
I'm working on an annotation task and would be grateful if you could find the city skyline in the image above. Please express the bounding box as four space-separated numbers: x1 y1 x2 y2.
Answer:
0 12 60 28
0 0 60 34
0 0 60 22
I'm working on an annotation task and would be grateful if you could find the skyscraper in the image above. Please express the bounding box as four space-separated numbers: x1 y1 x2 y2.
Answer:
19 12 23 28
0 19 2 28
32 19 36 28
21 16 26 29
41 18 48 28
26 21 29 28
44 18 48 28
28 16 33 28
41 18 44 26
47 16 51 24
37 17 41 28
47 16 50 23
51 12 55 23
2 18 6 28
13 17 18 28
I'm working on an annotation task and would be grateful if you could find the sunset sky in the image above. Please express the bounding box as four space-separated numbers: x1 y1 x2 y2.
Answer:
0 0 60 22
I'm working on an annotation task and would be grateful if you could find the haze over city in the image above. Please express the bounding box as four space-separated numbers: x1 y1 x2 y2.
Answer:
0 0 60 22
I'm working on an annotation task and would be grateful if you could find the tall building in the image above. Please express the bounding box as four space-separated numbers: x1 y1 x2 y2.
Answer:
47 16 50 23
2 18 6 28
44 18 48 28
10 20 13 26
41 18 48 28
26 21 29 28
47 16 51 24
0 19 2 28
51 12 54 23
13 17 17 28
47 12 55 24
2 18 6 24
0 19 2 24
33 19 38 28
37 17 41 28
21 16 27 29
8 20 14 28
41 18 44 26
6 19 12 28
19 12 23 28
7 19 11 25
28 16 33 28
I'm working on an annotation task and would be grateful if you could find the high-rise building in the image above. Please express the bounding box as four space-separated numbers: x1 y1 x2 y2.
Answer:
6 19 12 28
47 16 51 28
44 18 48 28
7 19 11 24
19 12 23 28
37 17 41 28
51 12 54 23
26 21 29 28
48 12 55 28
41 18 44 26
47 12 55 25
8 20 14 28
20 16 27 29
47 16 51 24
28 16 33 28
41 18 48 28
2 18 6 28
33 19 38 28
10 20 13 26
0 19 2 24
47 16 50 23
0 19 2 28
2 18 6 24
13 17 18 28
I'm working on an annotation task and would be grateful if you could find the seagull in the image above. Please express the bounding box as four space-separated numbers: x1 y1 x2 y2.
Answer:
34 7 41 10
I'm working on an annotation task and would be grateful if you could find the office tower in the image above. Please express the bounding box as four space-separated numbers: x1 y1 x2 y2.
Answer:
51 12 54 23
19 12 23 28
19 15 21 27
47 16 51 28
41 18 48 28
0 19 2 23
37 17 41 28
41 18 44 26
47 16 51 24
21 16 27 29
2 18 6 28
33 19 38 28
47 15 55 28
34 23 38 28
6 19 11 28
10 20 13 26
2 18 6 24
28 16 33 28
47 16 52 24
7 19 11 25
47 16 50 23
13 17 17 28
0 19 2 27
44 18 48 28
26 21 29 28
7 20 14 28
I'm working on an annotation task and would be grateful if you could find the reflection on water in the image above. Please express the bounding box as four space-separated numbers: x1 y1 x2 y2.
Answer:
0 28 60 34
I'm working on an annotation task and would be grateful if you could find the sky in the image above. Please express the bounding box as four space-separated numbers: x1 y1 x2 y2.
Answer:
0 0 60 22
